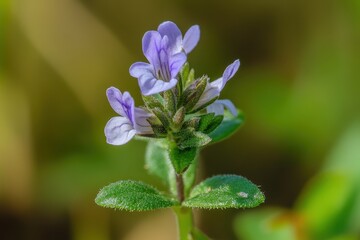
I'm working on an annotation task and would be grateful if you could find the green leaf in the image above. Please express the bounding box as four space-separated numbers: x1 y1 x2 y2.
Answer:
208 111 244 143
234 208 299 240
95 180 177 211
145 141 198 197
145 141 176 195
198 113 215 131
183 175 265 209
169 143 198 174
295 173 356 239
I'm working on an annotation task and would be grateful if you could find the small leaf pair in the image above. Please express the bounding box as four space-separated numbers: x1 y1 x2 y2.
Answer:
95 175 265 211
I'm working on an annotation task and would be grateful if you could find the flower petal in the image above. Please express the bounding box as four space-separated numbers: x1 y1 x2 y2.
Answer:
138 73 177 96
207 99 238 116
206 101 225 116
169 52 187 79
134 108 153 134
129 62 154 78
142 31 162 69
106 87 126 116
183 25 200 54
158 21 182 53
194 84 220 109
104 116 136 145
222 59 240 87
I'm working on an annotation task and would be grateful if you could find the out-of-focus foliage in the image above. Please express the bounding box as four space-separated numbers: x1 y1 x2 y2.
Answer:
234 122 360 239
1 0 360 239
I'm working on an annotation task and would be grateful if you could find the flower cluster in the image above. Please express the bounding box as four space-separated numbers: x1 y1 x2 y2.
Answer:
105 21 240 146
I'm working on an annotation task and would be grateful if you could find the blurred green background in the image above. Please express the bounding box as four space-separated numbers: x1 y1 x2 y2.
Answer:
1 0 360 239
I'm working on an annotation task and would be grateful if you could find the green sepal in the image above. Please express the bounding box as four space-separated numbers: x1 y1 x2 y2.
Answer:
142 94 164 111
164 90 176 116
95 180 177 211
172 106 186 131
204 115 224 134
189 96 218 114
177 128 212 149
180 62 190 88
198 113 216 132
183 117 200 129
181 76 208 112
180 63 195 89
183 175 265 209
152 107 171 131
147 116 167 137
209 110 244 143
186 69 195 88
169 142 198 174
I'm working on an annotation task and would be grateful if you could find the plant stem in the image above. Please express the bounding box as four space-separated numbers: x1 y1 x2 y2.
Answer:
174 207 193 240
176 173 185 203
174 173 193 240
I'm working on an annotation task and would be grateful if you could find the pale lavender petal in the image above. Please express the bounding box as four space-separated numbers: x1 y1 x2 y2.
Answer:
121 91 136 124
206 101 225 116
214 99 238 116
194 84 220 109
129 62 154 78
134 108 153 134
138 73 177 96
158 21 182 53
208 77 223 91
159 48 171 80
142 31 162 69
183 25 200 54
106 87 127 117
221 59 240 88
169 52 187 78
104 116 136 145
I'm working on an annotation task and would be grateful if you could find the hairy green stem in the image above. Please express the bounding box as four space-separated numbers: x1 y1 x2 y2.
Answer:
174 207 193 240
176 173 185 203
174 173 194 240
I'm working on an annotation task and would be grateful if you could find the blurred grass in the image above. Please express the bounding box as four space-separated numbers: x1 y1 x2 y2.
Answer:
1 0 360 239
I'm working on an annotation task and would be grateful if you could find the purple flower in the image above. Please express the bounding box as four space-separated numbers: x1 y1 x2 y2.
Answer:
130 21 200 96
207 99 238 117
195 59 240 109
104 87 153 145
157 21 200 55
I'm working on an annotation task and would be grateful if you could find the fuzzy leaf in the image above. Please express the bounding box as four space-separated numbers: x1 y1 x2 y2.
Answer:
183 175 265 209
209 111 244 143
145 141 198 196
198 113 215 131
95 180 177 211
169 143 198 174
145 141 175 189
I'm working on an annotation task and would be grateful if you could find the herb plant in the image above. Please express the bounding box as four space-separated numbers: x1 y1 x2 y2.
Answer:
95 21 265 240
